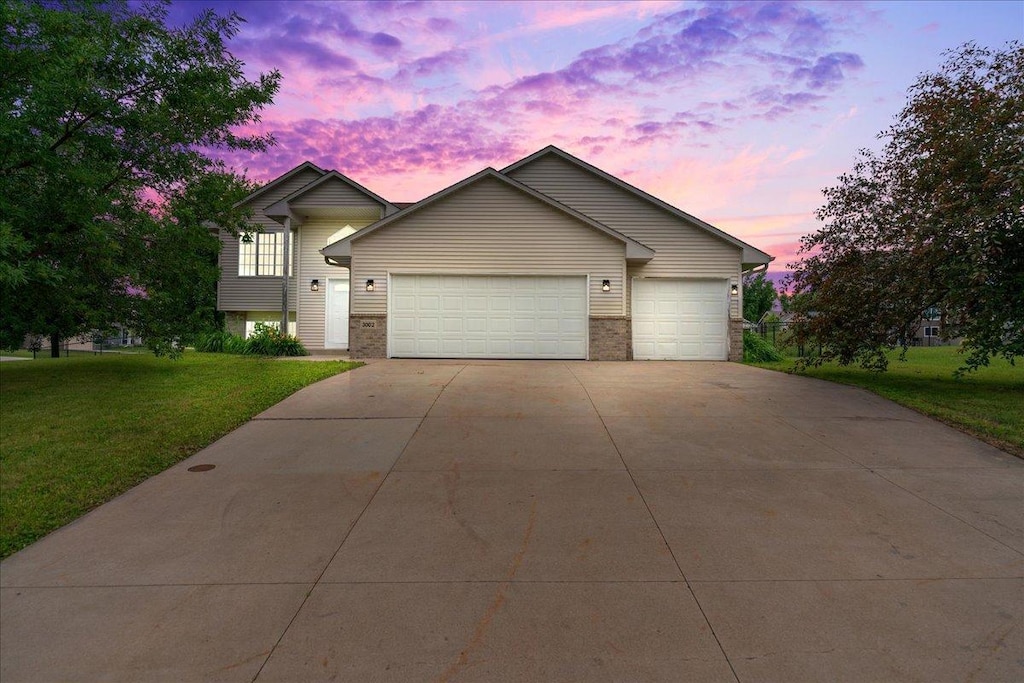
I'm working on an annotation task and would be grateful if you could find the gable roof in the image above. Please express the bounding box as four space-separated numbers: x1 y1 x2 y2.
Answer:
233 161 326 208
321 168 656 261
265 169 397 215
502 145 773 267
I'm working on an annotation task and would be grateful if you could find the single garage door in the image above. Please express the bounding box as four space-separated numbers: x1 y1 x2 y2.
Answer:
389 274 588 359
632 278 728 360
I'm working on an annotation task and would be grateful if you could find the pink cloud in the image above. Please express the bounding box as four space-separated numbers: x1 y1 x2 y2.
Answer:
181 0 875 244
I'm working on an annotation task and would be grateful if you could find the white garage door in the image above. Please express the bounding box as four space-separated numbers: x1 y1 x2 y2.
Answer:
632 279 728 360
389 275 588 359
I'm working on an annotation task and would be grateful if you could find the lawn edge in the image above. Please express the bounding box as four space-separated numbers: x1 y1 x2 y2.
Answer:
746 362 1024 460
1 358 364 559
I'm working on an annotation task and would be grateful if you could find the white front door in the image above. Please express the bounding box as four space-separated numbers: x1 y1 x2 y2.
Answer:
325 278 349 349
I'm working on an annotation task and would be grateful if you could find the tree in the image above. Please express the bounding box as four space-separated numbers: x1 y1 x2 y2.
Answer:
787 42 1023 372
0 0 279 356
742 271 777 322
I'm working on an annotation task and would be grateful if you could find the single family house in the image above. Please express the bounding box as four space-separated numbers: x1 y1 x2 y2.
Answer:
217 146 772 361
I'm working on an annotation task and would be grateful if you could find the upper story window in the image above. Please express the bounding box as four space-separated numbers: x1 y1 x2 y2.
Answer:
238 231 293 277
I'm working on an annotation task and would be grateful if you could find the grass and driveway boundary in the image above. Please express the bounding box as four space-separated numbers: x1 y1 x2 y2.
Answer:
748 346 1023 457
0 353 359 558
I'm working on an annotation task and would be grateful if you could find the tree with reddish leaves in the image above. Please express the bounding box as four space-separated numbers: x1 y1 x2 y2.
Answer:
788 42 1023 373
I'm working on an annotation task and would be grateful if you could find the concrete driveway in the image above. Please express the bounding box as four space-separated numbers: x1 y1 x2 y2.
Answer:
1 360 1021 682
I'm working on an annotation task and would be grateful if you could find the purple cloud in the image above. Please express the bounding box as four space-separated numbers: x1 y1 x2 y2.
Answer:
213 106 523 187
201 0 869 196
394 48 469 80
235 36 360 72
426 16 459 33
792 52 864 89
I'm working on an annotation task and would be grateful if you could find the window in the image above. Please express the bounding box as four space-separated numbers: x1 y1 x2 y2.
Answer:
244 319 297 337
238 231 293 276
924 326 940 337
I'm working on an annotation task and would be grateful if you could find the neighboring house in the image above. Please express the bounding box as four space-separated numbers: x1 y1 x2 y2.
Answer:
217 146 773 361
914 307 960 346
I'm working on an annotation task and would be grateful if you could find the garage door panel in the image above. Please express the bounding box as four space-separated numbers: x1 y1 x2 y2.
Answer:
390 275 587 359
633 279 728 360
537 318 560 334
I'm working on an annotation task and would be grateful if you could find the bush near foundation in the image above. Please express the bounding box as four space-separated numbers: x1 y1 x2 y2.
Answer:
743 331 783 363
194 324 306 357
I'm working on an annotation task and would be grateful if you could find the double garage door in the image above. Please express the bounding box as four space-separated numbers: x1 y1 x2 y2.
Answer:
390 275 588 359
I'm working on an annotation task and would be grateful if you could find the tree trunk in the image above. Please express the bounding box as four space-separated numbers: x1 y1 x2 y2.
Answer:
50 331 61 358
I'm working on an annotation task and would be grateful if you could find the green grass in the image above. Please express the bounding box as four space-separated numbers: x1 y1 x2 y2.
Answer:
0 353 360 558
749 346 1024 456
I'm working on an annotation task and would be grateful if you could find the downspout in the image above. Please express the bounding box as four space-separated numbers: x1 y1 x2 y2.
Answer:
281 216 291 335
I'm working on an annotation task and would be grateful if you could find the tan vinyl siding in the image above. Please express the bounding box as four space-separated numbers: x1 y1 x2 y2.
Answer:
217 168 321 311
350 177 625 316
295 217 376 348
290 178 384 210
508 155 743 317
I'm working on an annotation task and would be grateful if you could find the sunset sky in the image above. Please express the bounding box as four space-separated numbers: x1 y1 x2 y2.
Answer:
166 0 1022 276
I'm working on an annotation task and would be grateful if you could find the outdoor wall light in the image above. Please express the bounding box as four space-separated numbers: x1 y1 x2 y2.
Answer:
601 279 611 292
310 279 319 292
731 283 739 296
365 279 375 292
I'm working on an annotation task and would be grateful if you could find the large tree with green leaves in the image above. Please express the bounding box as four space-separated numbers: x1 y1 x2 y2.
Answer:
0 0 278 356
742 271 777 322
788 42 1023 372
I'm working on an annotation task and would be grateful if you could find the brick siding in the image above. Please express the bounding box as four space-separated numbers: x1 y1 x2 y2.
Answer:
589 316 632 361
350 314 387 358
728 319 743 362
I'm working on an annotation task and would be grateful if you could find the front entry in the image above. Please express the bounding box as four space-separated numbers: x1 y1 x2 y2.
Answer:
325 278 350 349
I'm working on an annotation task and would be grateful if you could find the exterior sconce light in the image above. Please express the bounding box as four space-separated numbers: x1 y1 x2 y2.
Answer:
365 279 375 292
310 279 319 292
730 283 739 296
601 279 611 292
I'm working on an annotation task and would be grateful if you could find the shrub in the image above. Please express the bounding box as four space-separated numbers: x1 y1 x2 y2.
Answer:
224 334 247 354
743 330 783 363
242 322 308 357
194 330 239 353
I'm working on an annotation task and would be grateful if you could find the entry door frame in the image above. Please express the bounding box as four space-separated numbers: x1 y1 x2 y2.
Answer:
324 277 350 349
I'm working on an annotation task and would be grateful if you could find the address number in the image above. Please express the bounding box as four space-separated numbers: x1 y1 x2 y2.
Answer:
361 321 376 328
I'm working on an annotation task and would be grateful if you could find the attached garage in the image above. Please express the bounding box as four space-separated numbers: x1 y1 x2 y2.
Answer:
389 274 588 359
632 279 729 360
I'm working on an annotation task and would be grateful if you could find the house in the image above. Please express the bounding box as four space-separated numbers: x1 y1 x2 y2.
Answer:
914 307 960 346
217 146 772 361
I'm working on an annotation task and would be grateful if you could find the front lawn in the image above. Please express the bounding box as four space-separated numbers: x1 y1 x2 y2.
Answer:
0 353 360 558
749 346 1023 456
